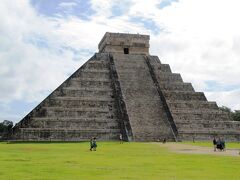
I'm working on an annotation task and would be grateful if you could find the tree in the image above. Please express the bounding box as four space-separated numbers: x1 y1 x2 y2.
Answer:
219 106 240 122
219 106 232 119
0 120 13 140
219 106 231 114
232 110 240 121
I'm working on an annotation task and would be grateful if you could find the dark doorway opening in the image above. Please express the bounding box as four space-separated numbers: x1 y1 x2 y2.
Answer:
124 48 129 54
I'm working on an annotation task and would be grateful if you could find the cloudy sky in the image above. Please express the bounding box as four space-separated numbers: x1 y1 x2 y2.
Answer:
1 0 240 123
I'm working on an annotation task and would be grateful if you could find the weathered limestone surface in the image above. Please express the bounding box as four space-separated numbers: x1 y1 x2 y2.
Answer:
112 53 175 141
12 32 240 141
12 54 121 141
147 56 240 141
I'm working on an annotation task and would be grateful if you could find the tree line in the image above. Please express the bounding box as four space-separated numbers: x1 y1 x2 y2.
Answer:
219 106 240 121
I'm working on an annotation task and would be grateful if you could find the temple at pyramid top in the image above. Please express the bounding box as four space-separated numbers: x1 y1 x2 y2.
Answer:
98 32 150 55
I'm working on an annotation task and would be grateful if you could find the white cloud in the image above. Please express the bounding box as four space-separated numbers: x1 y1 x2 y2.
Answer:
206 90 240 110
0 0 81 104
1 0 240 123
148 0 240 110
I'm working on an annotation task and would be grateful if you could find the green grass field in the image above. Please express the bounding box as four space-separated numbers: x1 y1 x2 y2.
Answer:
0 142 240 180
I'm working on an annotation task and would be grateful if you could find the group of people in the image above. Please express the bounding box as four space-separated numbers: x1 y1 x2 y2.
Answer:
213 137 226 151
90 136 227 152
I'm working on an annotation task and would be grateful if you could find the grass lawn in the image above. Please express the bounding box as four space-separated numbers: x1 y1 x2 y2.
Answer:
0 142 240 180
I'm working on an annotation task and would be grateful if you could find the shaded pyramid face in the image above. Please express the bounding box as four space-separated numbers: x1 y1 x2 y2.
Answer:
12 32 240 141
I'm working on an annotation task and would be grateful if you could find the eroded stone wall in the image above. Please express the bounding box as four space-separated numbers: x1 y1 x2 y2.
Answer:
12 54 121 141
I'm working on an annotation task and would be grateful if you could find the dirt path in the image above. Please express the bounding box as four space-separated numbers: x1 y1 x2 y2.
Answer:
155 143 240 156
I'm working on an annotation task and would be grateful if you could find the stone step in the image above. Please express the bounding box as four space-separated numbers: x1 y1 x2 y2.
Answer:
113 54 145 60
148 57 172 73
176 123 239 131
117 69 149 74
62 87 112 91
167 100 218 109
163 91 207 101
29 117 119 127
151 63 172 73
174 118 239 124
114 57 146 64
20 128 120 133
85 60 108 70
156 72 183 82
32 117 118 122
116 62 147 69
44 106 110 112
133 134 175 141
71 77 110 82
170 108 225 114
172 112 230 121
18 128 121 141
79 69 109 73
114 65 147 70
43 121 119 129
114 59 147 69
54 96 114 102
160 82 194 92
28 120 120 129
159 64 172 72
39 107 116 118
113 58 147 67
87 59 107 64
76 70 110 79
61 87 113 97
43 112 115 119
178 129 240 135
95 53 108 60
70 78 112 88
45 98 115 108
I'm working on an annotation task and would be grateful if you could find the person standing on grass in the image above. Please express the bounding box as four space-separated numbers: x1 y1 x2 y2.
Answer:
92 137 97 151
216 137 222 151
119 133 123 144
213 137 217 151
90 138 94 151
221 138 226 151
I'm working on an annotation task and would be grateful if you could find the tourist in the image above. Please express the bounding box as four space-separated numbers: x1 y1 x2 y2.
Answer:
221 138 226 151
213 137 217 151
162 138 166 144
92 137 97 151
192 136 195 143
119 133 123 144
216 138 222 151
216 137 226 151
90 138 94 151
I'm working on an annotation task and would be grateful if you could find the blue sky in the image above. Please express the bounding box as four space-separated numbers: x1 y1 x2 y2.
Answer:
0 0 240 123
31 0 95 20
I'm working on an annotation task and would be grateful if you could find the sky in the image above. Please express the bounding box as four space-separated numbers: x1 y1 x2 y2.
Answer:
0 0 240 124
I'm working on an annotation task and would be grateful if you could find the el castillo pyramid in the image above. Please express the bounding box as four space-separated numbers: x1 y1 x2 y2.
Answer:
12 32 240 141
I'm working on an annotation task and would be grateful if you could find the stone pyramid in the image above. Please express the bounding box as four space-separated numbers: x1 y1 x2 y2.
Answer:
12 32 240 141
